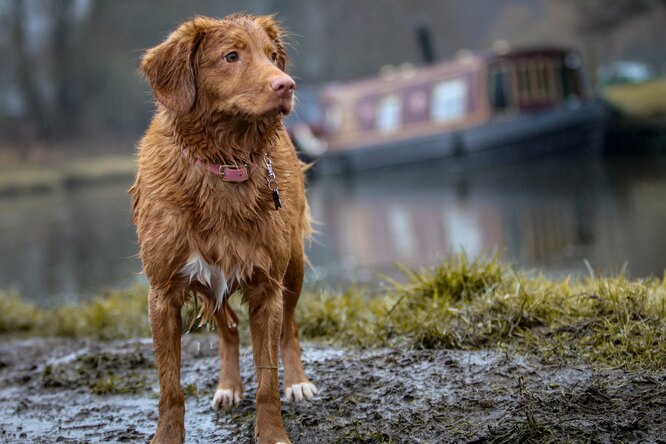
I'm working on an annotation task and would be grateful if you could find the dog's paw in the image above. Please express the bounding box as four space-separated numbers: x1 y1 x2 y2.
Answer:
284 382 318 402
211 387 242 409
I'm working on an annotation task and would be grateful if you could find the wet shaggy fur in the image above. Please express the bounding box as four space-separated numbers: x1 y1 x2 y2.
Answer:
129 14 315 444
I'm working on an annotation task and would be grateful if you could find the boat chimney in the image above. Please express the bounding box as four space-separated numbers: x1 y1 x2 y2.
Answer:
413 16 436 65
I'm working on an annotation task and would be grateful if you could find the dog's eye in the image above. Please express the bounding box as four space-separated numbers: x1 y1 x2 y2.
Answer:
271 52 278 63
224 52 239 63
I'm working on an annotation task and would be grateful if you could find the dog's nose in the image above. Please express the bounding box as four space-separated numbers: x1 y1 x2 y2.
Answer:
270 75 296 98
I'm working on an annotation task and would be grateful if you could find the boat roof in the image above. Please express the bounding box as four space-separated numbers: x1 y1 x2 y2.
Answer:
320 45 578 100
482 45 576 63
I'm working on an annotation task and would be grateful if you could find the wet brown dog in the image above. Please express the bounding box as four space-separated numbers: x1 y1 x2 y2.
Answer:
130 14 316 444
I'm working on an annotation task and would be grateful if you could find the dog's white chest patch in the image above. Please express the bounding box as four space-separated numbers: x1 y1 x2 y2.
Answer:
181 252 230 308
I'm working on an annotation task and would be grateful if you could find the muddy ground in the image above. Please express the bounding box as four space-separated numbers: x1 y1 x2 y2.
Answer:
0 335 664 444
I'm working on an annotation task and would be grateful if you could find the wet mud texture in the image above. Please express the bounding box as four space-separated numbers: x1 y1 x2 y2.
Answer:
0 336 665 443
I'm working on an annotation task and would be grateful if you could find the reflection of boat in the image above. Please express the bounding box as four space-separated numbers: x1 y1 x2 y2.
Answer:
304 158 615 285
289 47 608 174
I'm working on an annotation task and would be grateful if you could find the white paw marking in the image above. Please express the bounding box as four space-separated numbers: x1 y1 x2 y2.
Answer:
211 388 242 409
284 382 318 402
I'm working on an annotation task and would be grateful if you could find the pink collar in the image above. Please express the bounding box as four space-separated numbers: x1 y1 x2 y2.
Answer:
182 149 256 182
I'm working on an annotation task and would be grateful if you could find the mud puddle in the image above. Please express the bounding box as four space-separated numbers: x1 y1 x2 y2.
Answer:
1 336 664 443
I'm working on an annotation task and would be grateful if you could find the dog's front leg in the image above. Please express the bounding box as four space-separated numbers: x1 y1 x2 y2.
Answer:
247 283 291 444
149 287 185 444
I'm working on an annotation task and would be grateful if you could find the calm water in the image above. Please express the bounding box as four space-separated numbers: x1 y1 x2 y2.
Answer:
2 155 666 306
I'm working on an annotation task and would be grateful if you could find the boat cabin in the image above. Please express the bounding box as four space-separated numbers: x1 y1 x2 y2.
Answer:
317 47 590 152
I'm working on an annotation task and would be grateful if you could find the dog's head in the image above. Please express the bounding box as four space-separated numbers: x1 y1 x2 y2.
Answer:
141 14 294 119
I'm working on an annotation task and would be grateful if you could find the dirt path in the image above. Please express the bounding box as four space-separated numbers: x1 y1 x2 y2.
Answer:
0 336 664 443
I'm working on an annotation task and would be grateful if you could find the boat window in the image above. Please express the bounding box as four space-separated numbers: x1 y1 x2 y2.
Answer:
376 94 402 133
516 58 561 103
560 66 578 100
430 79 467 124
545 59 558 101
535 59 549 99
489 65 511 111
517 62 532 100
324 104 344 133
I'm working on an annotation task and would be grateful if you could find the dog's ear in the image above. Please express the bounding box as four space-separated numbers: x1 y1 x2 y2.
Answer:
255 15 287 71
140 19 205 114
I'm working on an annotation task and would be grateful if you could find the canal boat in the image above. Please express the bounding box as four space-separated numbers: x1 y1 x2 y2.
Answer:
289 46 608 173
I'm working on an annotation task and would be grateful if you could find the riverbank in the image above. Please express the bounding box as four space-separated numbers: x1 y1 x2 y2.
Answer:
1 256 665 442
3 255 665 370
0 155 135 196
603 77 666 119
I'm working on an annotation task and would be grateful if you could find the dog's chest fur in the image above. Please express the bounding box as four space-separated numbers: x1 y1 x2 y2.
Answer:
178 199 278 304
181 251 238 307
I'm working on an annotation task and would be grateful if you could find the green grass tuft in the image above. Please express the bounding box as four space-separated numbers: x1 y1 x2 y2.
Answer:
0 291 44 333
2 255 666 370
0 285 149 339
296 255 666 370
49 285 150 339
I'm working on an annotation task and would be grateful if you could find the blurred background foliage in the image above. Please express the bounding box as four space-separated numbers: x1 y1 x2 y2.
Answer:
0 0 664 156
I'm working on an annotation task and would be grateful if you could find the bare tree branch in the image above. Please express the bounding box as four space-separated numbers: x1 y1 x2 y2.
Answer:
11 0 50 138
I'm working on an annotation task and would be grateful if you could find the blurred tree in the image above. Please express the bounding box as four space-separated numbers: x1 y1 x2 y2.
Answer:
9 0 49 139
51 0 82 139
560 0 666 33
5 0 90 142
557 0 666 75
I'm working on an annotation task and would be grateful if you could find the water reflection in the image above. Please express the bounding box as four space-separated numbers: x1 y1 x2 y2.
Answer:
0 183 142 307
305 156 666 286
1 155 665 306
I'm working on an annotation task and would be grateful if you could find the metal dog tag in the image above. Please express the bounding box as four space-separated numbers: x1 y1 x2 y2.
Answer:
264 156 282 211
272 189 282 210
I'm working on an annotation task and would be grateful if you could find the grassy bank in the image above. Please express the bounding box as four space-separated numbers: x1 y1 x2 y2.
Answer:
603 77 666 118
0 155 136 196
0 286 149 339
2 255 665 370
